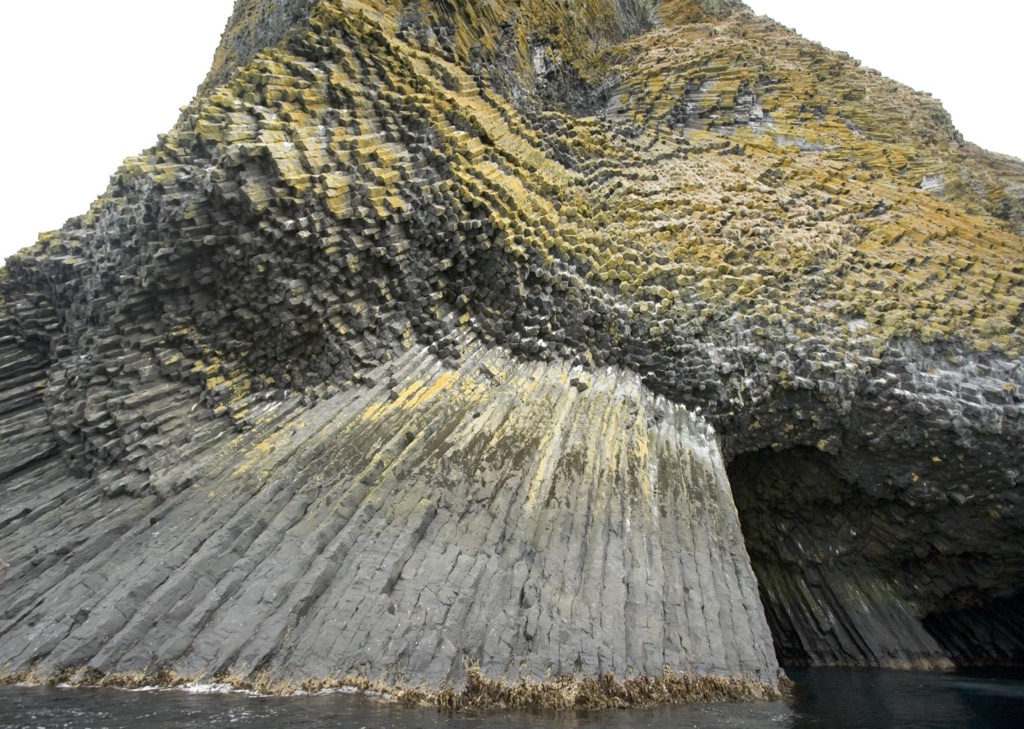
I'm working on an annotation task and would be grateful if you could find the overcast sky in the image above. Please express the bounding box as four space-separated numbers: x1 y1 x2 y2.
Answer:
1 1 1021 263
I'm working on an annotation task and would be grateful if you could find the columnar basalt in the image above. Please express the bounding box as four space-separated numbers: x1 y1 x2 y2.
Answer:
1 0 1023 698
0 342 779 694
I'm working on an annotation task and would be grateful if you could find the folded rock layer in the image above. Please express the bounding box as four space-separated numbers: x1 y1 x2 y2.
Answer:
1 0 1023 693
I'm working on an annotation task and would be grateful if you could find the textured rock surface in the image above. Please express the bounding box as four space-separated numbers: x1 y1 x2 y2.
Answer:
1 0 1023 691
0 341 778 690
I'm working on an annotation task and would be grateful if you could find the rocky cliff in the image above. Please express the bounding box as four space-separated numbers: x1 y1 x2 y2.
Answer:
1 0 1023 702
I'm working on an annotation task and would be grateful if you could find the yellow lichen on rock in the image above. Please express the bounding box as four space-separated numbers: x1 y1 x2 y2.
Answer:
2 0 1024 690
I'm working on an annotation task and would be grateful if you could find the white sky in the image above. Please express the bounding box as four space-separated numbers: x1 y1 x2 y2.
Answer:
0 1 235 263
1 1 1021 263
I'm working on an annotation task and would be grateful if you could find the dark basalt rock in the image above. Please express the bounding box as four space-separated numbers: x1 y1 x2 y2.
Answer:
1 0 1023 698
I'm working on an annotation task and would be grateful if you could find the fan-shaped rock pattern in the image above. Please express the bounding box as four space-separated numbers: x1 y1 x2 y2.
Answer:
0 341 778 693
2 0 1023 698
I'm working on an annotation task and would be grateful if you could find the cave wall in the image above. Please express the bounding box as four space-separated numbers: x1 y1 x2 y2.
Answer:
923 592 1024 666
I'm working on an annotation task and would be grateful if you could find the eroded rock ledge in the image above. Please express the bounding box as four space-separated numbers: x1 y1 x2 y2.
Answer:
2 0 1024 699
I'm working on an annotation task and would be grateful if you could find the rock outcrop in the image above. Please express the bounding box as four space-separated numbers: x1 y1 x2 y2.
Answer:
0 340 777 693
2 0 1023 697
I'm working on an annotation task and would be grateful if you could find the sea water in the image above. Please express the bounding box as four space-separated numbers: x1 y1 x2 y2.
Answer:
1 667 1021 728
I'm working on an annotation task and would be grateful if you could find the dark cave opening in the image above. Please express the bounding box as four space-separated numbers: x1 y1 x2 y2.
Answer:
726 445 1024 668
726 445 868 667
922 592 1024 666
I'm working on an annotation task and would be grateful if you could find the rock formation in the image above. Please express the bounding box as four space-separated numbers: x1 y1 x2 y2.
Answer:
2 0 1023 700
0 342 778 697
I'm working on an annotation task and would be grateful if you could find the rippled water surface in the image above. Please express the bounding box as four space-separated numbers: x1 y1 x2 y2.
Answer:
1 668 1021 728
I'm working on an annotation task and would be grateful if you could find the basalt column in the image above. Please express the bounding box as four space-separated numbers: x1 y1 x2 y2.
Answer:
0 344 781 694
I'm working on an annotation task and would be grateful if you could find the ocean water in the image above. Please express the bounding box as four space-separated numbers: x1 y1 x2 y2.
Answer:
1 667 1021 728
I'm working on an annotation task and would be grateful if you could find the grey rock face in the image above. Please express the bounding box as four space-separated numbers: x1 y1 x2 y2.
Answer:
0 342 779 689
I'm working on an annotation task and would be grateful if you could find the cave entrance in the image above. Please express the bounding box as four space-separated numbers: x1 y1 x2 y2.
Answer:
726 445 866 666
727 446 1024 668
